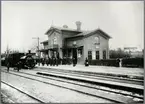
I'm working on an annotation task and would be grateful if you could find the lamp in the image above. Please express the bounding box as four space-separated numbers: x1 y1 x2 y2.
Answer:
73 41 76 47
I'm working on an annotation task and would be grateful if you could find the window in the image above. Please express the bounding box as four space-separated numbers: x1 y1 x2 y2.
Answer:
95 36 100 44
96 51 99 59
53 37 57 44
103 50 106 59
44 45 48 49
78 49 82 58
51 40 53 45
88 51 92 60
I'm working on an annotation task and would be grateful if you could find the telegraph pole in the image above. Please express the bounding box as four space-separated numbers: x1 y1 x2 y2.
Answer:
6 44 10 57
32 37 40 66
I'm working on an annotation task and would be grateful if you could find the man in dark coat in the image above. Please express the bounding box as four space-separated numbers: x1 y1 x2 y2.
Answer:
56 53 59 66
7 62 10 72
41 58 45 66
16 61 22 72
73 57 76 67
6 56 11 72
52 56 55 66
18 61 22 71
46 56 49 66
50 57 52 66
56 57 59 65
116 58 120 67
54 57 57 66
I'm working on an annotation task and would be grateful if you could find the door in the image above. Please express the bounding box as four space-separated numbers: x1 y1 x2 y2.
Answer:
77 47 83 64
103 50 106 59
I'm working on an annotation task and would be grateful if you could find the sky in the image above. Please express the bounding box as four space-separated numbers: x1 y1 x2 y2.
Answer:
1 1 144 53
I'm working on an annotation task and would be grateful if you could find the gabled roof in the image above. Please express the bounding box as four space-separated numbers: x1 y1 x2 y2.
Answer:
96 28 112 39
66 28 112 39
45 26 82 35
45 25 112 39
40 40 48 44
65 31 91 38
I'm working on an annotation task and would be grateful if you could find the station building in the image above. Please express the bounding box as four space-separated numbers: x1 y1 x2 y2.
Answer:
40 21 112 64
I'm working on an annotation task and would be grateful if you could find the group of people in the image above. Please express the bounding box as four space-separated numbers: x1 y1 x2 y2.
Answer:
37 56 89 67
6 56 89 72
40 56 60 66
6 61 22 72
37 56 79 67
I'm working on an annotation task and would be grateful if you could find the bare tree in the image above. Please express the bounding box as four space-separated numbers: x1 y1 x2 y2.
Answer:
109 48 131 59
29 41 43 54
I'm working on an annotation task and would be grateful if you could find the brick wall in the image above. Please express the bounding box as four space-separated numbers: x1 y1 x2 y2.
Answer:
84 33 109 61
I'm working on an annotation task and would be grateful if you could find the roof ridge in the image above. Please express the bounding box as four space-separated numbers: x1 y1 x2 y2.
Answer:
50 25 84 32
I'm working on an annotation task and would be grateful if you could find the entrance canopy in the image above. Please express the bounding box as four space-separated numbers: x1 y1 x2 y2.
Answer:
61 46 83 49
40 49 48 52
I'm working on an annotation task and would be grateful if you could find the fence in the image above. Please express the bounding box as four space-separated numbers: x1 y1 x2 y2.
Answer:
89 58 144 68
122 58 143 68
89 59 120 67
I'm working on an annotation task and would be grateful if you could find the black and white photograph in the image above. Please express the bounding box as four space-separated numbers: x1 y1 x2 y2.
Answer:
1 1 144 103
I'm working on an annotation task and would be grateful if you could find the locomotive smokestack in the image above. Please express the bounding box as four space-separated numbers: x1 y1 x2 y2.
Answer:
76 21 82 31
28 50 31 54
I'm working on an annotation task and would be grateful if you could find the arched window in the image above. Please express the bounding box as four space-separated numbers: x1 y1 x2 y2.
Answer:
95 36 100 44
53 36 57 44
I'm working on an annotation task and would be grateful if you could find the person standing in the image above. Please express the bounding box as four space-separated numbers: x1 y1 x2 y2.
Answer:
85 57 89 66
56 57 58 66
7 62 10 72
54 57 57 66
73 57 76 67
6 55 10 72
52 56 55 66
50 57 52 66
119 58 122 67
116 58 120 67
42 58 45 66
17 61 22 72
46 56 49 66
56 52 59 66
64 56 67 65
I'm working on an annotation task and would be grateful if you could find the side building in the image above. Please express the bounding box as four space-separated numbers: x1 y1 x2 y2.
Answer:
40 21 112 64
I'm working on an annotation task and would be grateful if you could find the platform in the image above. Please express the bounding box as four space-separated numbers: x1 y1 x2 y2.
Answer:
35 64 144 78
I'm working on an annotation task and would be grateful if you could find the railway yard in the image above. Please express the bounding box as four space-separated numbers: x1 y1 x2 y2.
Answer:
1 65 144 103
1 1 144 103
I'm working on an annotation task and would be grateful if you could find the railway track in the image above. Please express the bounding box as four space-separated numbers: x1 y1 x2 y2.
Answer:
28 67 143 95
1 92 15 103
1 81 45 103
36 67 143 84
1 69 143 103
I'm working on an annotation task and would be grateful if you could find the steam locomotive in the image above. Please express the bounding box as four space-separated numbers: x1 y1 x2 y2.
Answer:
4 52 36 69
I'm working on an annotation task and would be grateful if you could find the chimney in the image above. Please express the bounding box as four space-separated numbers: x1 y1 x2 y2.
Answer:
28 50 31 54
76 21 81 31
63 25 68 28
